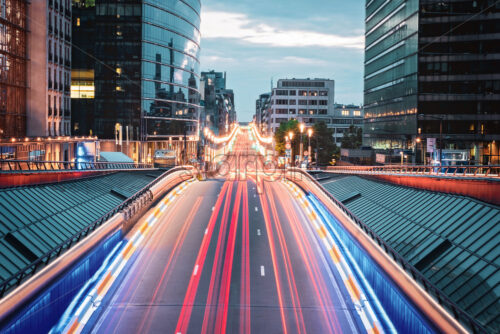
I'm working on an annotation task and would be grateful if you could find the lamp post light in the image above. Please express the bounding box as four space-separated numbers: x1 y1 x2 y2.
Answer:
299 123 305 163
289 131 294 166
308 128 313 164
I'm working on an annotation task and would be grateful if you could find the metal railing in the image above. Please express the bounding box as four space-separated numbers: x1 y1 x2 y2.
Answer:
324 165 500 178
286 168 487 334
0 166 195 298
0 160 154 172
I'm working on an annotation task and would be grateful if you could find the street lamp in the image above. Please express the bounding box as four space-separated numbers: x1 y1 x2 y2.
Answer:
299 123 305 162
308 128 313 164
288 131 294 166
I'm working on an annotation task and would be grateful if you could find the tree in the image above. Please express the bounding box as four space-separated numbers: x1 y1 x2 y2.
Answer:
311 121 339 165
341 125 362 149
274 119 300 156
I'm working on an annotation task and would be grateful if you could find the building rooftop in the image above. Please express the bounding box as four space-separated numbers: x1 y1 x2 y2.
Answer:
0 170 163 294
318 174 499 332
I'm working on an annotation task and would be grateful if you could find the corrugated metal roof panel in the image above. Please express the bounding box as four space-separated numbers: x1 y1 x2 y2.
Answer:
0 170 163 294
320 175 500 332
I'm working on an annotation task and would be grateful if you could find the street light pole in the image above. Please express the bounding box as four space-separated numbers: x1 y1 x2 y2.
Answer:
299 123 305 163
289 131 294 167
308 128 313 164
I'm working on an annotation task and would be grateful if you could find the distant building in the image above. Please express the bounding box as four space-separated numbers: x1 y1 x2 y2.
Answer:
330 104 364 146
0 0 71 138
255 93 271 134
269 78 335 133
364 0 500 164
201 71 236 134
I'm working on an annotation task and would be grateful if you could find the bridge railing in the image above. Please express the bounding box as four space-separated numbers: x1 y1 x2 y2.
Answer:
0 160 154 172
324 164 500 178
0 166 195 298
286 168 487 334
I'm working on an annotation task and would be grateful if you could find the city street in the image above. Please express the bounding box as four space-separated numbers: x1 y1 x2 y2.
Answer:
85 131 363 333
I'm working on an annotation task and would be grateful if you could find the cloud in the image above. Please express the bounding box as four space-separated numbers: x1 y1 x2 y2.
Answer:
266 56 328 66
201 11 364 49
201 55 237 63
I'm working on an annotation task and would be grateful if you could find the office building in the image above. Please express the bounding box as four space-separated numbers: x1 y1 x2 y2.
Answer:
364 0 500 164
71 0 202 162
330 104 364 145
269 78 335 133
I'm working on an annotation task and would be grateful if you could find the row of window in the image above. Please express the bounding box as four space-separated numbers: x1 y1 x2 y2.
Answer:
48 93 70 118
420 80 500 95
280 81 326 88
420 60 500 76
48 39 70 67
47 120 70 136
275 99 329 106
274 109 329 115
49 66 70 93
275 89 328 96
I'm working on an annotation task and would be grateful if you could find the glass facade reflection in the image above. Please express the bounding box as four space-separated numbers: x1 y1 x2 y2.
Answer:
0 0 27 138
72 0 201 140
364 0 500 164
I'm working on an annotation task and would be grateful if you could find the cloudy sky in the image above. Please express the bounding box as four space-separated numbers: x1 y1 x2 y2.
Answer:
200 0 365 122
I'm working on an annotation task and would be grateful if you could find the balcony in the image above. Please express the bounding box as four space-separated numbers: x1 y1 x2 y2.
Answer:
54 55 58 63
59 56 64 66
54 27 59 36
48 25 53 34
48 107 53 116
64 59 70 68
53 82 58 91
48 80 53 89
48 53 53 62
59 30 64 39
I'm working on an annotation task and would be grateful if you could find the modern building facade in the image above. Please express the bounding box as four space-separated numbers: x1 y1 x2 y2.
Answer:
0 0 27 138
364 0 500 164
1 0 71 139
269 78 335 133
71 0 202 162
330 104 364 145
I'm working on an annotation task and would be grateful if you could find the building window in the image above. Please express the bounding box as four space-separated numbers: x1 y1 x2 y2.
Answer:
319 100 328 105
309 100 318 105
342 110 350 116
309 90 318 96
276 90 288 96
353 110 361 116
289 90 296 96
298 100 308 105
318 109 327 115
289 109 296 114
76 17 80 26
309 110 316 115
299 90 307 96
289 100 296 105
276 109 288 114
298 109 305 115
319 91 328 96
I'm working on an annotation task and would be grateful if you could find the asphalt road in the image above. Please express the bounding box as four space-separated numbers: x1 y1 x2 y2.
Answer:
85 130 364 334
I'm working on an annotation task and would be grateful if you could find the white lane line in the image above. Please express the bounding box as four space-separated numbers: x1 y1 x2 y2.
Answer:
205 228 208 235
193 264 199 276
212 206 215 211
255 206 258 212
260 265 265 277
257 229 261 236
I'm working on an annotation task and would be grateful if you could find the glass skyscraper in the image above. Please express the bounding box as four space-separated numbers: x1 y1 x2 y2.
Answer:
364 0 500 164
72 0 201 142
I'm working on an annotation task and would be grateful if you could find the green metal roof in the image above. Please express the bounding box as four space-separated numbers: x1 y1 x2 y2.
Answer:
319 174 500 332
0 170 163 287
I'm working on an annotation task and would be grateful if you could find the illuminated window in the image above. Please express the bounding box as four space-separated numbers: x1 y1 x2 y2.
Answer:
116 86 122 91
76 17 80 26
116 67 122 75
342 110 350 116
353 110 361 116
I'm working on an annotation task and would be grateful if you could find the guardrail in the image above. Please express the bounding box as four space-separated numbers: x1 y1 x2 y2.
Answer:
286 168 486 334
0 166 195 298
0 160 154 172
324 165 500 178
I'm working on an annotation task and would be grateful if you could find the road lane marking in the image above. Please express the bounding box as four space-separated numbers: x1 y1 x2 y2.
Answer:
193 264 199 276
205 228 208 235
260 265 265 277
212 206 215 211
255 206 258 212
257 229 261 236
